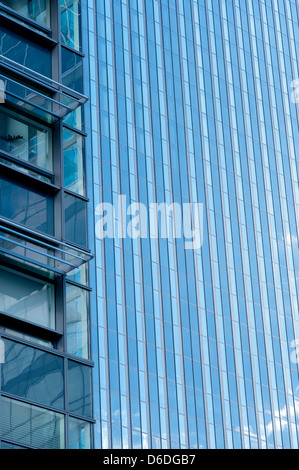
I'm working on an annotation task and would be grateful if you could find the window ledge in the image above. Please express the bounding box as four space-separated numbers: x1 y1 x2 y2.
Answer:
0 160 57 193
0 311 62 344
0 6 53 44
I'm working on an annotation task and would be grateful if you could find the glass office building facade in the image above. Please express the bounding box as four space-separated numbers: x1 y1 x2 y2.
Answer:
0 0 94 448
0 0 299 450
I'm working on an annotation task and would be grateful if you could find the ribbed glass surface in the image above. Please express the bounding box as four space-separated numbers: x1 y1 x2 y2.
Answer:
82 0 299 449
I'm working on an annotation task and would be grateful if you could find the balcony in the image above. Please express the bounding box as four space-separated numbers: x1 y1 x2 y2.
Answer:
0 220 93 276
0 71 87 125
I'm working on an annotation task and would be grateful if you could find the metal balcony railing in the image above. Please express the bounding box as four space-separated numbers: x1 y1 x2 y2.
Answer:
0 58 87 123
0 221 93 276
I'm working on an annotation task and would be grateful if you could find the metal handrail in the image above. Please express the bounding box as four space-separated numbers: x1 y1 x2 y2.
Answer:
0 55 88 104
0 223 93 274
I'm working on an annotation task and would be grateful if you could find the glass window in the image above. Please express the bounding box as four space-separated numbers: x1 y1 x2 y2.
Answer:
68 360 92 418
66 283 89 359
68 417 92 449
0 396 65 449
1 0 51 28
0 175 54 236
63 106 84 132
0 156 52 183
67 263 88 286
61 47 83 93
63 128 84 195
0 327 52 348
64 193 87 247
0 338 64 409
0 108 52 172
0 266 55 329
60 0 81 51
0 26 51 77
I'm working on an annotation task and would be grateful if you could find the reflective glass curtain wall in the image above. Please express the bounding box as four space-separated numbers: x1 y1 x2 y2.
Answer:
84 0 299 450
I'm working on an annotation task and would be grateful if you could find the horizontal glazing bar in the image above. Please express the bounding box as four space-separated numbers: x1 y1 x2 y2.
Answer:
0 72 86 123
0 55 88 102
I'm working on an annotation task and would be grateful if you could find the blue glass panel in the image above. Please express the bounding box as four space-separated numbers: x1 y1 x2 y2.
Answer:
0 174 54 235
0 26 51 77
68 359 92 418
1 338 64 409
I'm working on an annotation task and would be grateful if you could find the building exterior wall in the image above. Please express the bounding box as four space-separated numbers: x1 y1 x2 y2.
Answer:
0 0 94 449
0 0 299 450
84 0 299 449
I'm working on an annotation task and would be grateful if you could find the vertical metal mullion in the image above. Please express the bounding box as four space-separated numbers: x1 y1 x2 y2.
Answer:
64 355 69 448
0 337 2 448
53 0 68 448
63 273 69 448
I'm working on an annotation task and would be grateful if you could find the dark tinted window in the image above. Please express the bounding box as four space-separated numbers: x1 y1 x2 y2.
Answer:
0 175 54 235
61 47 83 93
64 193 87 247
68 360 92 418
0 26 51 77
